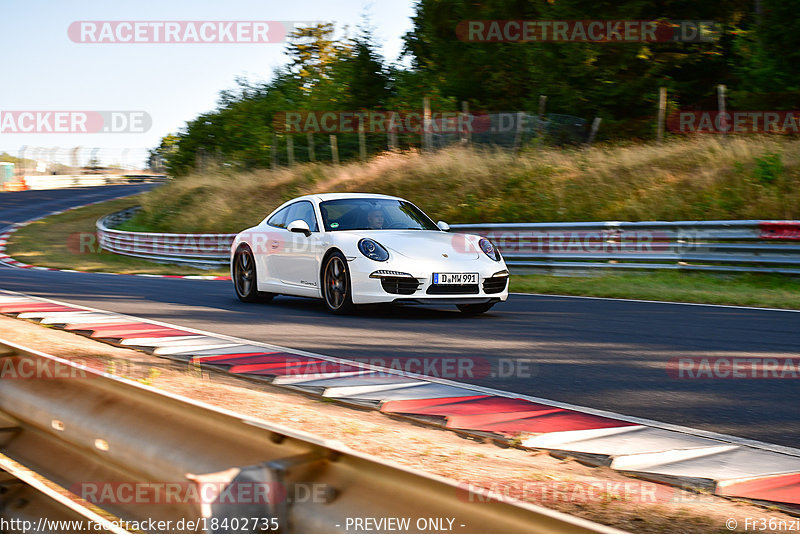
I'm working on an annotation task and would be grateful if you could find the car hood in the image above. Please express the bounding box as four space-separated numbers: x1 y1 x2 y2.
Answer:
352 230 481 261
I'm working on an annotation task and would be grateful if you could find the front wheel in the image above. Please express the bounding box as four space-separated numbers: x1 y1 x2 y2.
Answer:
457 302 495 315
322 252 355 314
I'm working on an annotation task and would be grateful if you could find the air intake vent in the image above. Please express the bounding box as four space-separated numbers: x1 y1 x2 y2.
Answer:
483 276 508 294
381 277 421 295
426 284 480 295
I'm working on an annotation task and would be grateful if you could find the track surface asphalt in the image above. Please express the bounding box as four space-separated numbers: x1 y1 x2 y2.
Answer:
1 185 798 447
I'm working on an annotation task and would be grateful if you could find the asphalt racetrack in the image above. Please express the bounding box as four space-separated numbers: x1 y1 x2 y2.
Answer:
1 185 798 448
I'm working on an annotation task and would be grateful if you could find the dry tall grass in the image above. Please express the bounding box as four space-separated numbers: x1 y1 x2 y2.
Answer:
131 136 800 233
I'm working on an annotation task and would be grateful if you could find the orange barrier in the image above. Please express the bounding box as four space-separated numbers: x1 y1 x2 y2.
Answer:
1 179 28 192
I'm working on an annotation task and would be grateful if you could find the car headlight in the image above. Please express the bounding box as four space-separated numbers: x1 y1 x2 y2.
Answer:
358 238 389 262
479 238 501 261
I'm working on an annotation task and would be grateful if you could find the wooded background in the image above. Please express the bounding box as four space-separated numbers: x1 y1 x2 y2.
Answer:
150 0 800 175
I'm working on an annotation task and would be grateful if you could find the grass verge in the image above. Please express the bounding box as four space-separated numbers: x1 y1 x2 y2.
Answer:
510 271 800 310
127 136 800 233
5 195 229 276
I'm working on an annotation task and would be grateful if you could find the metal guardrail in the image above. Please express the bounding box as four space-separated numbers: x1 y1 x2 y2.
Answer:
452 220 800 274
97 208 800 274
0 450 128 534
97 208 235 267
0 339 622 534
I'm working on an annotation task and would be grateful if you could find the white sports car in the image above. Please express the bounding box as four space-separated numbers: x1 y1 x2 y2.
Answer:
230 193 509 314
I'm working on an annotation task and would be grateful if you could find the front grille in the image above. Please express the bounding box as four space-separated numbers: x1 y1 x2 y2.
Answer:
426 284 480 295
380 277 421 295
483 276 508 294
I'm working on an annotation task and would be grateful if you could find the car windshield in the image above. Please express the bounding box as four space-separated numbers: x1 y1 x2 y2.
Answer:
320 198 439 231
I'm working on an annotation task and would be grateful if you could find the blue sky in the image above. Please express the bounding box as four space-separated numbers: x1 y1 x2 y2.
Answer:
0 0 416 167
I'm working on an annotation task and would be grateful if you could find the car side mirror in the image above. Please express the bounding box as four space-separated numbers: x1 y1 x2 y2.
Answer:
287 219 311 237
437 221 450 232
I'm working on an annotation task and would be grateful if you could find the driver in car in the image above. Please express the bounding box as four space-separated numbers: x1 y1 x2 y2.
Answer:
367 208 385 229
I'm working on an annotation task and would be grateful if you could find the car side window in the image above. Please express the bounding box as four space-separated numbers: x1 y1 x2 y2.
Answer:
286 201 319 232
267 205 291 228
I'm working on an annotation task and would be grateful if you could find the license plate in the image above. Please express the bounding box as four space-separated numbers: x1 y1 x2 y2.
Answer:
433 273 478 285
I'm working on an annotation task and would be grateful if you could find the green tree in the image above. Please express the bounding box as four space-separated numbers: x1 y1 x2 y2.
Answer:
402 0 752 136
285 23 347 94
731 0 800 108
336 23 392 109
148 133 180 173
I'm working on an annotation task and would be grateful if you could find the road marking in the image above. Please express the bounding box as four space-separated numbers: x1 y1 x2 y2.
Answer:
510 292 800 313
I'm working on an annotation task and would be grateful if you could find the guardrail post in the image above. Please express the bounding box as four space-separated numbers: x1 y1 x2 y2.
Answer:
264 452 329 532
537 96 547 140
513 112 525 154
388 113 399 151
307 132 316 162
287 137 295 166
423 97 432 152
717 84 728 135
358 122 367 161
17 146 27 176
657 87 667 143
586 117 602 148
330 135 339 165
272 134 278 170
460 101 471 145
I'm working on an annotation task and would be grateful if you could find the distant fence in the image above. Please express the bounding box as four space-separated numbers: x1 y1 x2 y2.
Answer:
432 113 588 149
257 108 592 171
98 208 800 274
2 174 167 191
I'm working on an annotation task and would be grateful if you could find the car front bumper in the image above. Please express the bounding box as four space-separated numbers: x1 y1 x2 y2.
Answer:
347 256 509 305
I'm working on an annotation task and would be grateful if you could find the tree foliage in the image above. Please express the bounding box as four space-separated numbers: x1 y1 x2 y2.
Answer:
155 3 796 175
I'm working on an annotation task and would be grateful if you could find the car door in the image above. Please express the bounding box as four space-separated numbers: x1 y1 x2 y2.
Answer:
275 200 325 293
255 204 292 292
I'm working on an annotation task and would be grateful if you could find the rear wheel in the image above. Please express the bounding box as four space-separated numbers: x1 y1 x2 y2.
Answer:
233 246 274 303
322 251 355 314
457 302 495 315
